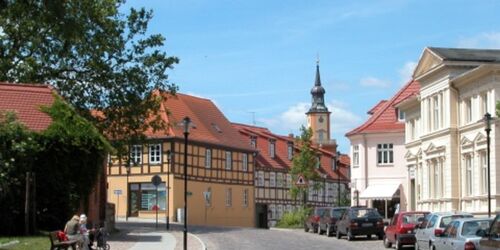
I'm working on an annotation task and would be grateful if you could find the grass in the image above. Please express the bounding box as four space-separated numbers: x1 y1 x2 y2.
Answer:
0 235 49 250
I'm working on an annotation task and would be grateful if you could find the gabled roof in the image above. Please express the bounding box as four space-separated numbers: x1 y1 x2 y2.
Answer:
0 82 55 131
429 47 500 62
233 123 350 181
156 93 254 152
367 100 388 115
346 80 420 136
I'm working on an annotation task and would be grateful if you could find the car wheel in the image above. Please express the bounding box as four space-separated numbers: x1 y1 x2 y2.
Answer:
347 230 354 241
378 233 384 240
318 225 322 235
313 224 318 233
367 234 372 240
325 224 331 237
336 229 342 239
304 224 309 232
395 238 402 250
383 235 392 248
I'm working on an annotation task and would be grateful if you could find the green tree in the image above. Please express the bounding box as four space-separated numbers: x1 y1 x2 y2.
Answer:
0 0 178 155
289 126 322 207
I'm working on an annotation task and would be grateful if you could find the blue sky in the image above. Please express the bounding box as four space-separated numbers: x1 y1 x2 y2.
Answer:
124 0 499 153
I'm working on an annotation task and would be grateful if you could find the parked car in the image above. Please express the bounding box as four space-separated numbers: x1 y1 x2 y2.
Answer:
433 217 492 250
383 211 429 250
318 207 348 236
478 213 500 250
304 207 330 233
335 207 385 241
415 211 473 250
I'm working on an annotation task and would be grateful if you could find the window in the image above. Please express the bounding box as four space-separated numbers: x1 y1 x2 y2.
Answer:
398 108 405 121
250 136 257 148
433 95 440 130
269 204 275 219
410 120 416 140
287 143 293 160
286 174 292 188
353 145 359 167
433 160 441 198
205 149 212 168
331 158 337 171
131 183 166 211
270 172 276 187
465 98 472 123
269 140 276 158
225 151 232 170
225 188 232 207
465 154 473 196
277 205 283 219
130 145 142 164
257 171 264 186
243 189 248 207
481 152 488 195
318 131 324 142
316 156 321 169
277 173 283 187
149 144 162 164
242 153 248 171
481 92 489 115
377 144 393 165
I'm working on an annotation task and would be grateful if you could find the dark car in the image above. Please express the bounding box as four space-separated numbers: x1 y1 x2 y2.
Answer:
335 207 385 241
478 213 500 250
383 211 429 250
318 207 349 236
304 207 330 233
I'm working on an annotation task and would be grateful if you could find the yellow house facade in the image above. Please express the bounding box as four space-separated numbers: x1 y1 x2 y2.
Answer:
107 93 256 227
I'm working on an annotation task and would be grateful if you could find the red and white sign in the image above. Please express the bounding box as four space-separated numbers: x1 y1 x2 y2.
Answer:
296 174 308 187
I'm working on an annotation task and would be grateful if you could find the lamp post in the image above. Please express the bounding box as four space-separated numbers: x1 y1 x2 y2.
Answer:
483 113 492 217
335 152 341 206
126 147 132 222
166 150 172 230
182 117 191 250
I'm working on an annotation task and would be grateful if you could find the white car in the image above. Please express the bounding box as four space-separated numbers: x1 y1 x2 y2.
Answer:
415 211 473 250
433 218 492 250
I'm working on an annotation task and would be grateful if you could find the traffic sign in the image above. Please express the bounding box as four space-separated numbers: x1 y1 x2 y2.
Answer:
113 189 122 195
151 175 162 186
296 174 308 187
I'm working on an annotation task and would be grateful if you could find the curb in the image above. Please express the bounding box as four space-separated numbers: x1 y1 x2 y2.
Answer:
189 233 207 250
269 227 302 232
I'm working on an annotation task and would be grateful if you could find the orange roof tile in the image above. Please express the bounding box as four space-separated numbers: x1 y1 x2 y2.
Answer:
346 80 420 136
0 82 55 131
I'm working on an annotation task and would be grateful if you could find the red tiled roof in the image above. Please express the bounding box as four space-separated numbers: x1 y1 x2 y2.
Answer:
151 93 254 152
233 123 350 182
346 80 420 136
0 82 55 131
367 100 388 115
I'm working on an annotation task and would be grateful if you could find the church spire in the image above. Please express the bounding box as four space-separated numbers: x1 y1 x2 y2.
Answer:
315 60 321 86
308 61 328 113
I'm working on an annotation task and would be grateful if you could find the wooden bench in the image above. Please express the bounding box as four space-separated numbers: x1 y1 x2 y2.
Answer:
49 231 78 250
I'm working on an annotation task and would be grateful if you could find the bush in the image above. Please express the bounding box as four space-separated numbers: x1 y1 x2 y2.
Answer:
276 207 311 228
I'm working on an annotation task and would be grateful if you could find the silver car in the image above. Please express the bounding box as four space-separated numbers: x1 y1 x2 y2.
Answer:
415 211 473 250
433 218 492 250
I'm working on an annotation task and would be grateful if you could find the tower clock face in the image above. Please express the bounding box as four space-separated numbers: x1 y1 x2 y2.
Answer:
318 116 324 123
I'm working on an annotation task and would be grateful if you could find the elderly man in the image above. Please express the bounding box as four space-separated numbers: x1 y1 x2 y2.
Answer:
64 215 87 250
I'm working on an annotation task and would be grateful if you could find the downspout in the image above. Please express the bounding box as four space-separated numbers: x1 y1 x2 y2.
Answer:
450 82 461 211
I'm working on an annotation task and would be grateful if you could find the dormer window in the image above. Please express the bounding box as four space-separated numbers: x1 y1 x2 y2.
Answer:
250 136 257 148
398 108 405 121
269 140 276 158
287 142 293 160
315 156 321 169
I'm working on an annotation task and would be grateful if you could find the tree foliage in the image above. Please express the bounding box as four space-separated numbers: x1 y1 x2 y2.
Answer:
289 126 322 205
0 0 178 155
0 98 110 235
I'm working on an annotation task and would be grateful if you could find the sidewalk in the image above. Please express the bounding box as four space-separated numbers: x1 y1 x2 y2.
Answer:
108 217 204 250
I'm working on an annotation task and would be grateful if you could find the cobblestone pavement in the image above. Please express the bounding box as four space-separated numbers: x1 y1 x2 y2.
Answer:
189 225 414 250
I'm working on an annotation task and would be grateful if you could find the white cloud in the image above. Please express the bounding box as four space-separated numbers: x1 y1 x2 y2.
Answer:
360 77 390 88
398 61 417 85
457 32 500 49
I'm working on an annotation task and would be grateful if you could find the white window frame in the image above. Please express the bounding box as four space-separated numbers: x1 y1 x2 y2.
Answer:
269 204 275 219
277 173 283 188
353 145 359 167
481 92 489 115
377 143 393 165
242 153 248 172
286 174 292 188
225 151 232 170
465 154 473 196
480 151 488 195
269 172 276 187
250 136 257 148
433 95 440 130
130 145 142 165
149 143 162 164
277 205 283 219
433 160 441 198
269 140 276 158
243 189 248 207
205 149 212 168
225 188 232 207
465 98 473 124
257 171 264 186
398 108 405 121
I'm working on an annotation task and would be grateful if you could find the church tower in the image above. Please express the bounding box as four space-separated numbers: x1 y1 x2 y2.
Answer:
306 62 336 150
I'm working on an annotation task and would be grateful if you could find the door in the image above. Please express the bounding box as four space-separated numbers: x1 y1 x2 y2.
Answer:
129 184 140 217
387 214 398 242
256 203 268 229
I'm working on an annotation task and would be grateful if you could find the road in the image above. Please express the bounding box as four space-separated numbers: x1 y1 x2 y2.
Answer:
189 225 393 250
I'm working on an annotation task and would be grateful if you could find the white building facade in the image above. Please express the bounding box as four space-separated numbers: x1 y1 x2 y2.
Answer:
399 47 500 215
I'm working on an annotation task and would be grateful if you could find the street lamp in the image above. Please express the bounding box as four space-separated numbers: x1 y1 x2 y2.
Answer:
483 112 492 217
125 147 132 222
166 150 172 230
182 117 191 250
335 152 341 206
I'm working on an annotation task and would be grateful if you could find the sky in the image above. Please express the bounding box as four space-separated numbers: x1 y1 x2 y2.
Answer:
124 0 500 153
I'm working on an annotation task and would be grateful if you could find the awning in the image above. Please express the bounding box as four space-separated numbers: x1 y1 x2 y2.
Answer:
359 183 400 200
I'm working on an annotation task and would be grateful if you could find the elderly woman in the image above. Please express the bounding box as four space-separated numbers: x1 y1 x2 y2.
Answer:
79 214 92 250
64 215 85 249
